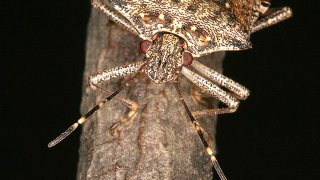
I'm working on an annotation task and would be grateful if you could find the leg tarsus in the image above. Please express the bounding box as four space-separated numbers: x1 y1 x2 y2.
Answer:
191 86 210 106
109 108 138 136
192 107 237 118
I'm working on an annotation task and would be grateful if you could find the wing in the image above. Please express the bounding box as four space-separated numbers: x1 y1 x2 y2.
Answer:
106 0 260 56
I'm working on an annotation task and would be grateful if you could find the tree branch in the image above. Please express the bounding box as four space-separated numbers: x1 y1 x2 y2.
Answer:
77 9 225 180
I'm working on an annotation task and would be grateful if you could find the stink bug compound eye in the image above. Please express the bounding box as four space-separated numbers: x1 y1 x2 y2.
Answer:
140 40 152 53
182 51 193 66
49 0 292 179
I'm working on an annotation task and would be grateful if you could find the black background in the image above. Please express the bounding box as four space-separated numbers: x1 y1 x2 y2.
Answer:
1 1 319 179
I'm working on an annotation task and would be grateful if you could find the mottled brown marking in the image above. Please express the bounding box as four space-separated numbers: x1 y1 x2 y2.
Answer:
187 4 198 12
228 0 259 32
108 0 252 55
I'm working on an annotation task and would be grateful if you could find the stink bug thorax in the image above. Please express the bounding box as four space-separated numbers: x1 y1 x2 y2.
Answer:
145 33 188 84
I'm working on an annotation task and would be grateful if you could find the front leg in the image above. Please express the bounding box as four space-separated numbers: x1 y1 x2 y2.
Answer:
91 0 139 35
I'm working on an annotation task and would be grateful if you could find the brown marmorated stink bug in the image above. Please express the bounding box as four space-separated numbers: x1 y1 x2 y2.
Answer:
48 0 292 179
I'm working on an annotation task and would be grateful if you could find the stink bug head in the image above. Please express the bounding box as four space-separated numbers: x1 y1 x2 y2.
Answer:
143 33 193 84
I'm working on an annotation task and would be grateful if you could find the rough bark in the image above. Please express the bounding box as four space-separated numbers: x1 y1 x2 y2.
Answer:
77 8 225 180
